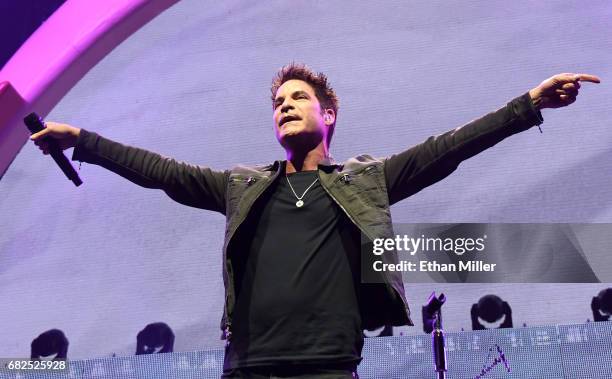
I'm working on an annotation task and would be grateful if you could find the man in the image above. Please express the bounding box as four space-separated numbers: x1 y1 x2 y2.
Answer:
31 63 599 378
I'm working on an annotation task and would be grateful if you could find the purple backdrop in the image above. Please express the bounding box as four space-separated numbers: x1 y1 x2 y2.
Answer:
1 0 611 359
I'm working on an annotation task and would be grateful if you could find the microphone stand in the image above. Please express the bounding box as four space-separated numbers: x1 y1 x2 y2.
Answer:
432 308 447 379
423 292 447 379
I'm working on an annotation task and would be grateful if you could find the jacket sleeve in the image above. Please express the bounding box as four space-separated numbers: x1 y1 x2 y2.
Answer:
72 129 228 214
383 92 543 205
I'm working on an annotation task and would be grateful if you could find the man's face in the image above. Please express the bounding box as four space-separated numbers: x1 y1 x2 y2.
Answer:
273 79 334 148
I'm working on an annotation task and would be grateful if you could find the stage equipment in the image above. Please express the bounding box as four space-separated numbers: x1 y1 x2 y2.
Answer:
422 292 447 379
30 329 69 359
591 287 612 322
471 294 513 330
136 322 175 354
363 324 393 337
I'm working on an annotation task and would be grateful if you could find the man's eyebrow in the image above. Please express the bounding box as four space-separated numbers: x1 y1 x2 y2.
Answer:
274 90 310 106
292 90 310 98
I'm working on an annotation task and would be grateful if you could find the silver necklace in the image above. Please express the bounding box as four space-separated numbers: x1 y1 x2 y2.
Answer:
285 174 319 208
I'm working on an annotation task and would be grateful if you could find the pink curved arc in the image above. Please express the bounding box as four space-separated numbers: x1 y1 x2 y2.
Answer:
0 0 179 177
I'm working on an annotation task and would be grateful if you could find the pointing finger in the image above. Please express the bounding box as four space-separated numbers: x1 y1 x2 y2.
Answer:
573 74 601 83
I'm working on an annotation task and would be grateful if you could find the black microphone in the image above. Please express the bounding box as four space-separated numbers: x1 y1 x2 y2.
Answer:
24 112 83 187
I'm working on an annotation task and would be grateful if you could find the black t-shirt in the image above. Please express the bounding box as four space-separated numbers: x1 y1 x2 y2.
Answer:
224 170 363 370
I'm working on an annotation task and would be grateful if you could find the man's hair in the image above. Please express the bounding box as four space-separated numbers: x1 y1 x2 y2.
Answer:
270 63 339 146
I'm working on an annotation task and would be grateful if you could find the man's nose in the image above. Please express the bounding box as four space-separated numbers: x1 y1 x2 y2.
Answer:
280 103 294 113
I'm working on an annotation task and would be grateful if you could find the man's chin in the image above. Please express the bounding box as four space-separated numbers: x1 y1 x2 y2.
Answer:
277 133 298 148
280 129 302 139
278 131 322 151
277 126 304 141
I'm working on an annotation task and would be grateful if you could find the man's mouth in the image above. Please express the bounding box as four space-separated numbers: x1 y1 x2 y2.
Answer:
279 115 301 127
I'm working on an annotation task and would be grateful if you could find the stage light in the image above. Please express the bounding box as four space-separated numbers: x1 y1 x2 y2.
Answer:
591 288 612 322
135 322 175 354
30 329 68 360
471 295 513 330
363 324 393 337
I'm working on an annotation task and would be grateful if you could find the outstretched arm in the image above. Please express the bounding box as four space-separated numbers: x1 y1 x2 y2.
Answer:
384 73 600 205
31 123 228 213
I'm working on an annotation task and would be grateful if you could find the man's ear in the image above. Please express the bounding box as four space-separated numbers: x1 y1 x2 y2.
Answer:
323 109 335 125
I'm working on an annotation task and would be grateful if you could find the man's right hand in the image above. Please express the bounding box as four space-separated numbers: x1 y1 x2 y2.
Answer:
30 122 81 155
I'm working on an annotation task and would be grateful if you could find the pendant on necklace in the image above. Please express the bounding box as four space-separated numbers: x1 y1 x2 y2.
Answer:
296 200 304 208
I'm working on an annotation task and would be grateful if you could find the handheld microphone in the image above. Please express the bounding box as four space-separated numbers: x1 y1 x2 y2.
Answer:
23 112 83 187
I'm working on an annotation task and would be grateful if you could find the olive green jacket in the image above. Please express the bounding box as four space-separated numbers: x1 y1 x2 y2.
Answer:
72 92 542 340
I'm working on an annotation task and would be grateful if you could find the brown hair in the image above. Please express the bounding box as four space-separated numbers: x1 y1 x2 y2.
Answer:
271 63 339 146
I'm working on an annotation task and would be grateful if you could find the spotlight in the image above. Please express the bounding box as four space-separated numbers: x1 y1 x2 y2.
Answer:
471 295 513 330
591 288 612 322
31 329 69 360
136 322 175 354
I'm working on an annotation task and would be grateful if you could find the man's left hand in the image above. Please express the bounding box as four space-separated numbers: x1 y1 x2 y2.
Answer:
529 73 600 110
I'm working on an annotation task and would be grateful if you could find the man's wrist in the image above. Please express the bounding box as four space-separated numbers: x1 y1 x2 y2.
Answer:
528 88 543 110
511 92 543 130
71 128 91 162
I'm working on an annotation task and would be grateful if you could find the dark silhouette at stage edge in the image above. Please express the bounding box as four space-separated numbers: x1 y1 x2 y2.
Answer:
471 295 513 330
31 329 68 360
592 288 612 322
136 322 175 354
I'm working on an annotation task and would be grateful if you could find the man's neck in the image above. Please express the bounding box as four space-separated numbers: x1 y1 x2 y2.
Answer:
285 143 329 173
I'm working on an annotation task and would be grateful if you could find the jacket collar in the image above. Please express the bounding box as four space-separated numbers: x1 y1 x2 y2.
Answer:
265 156 339 173
317 156 336 167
